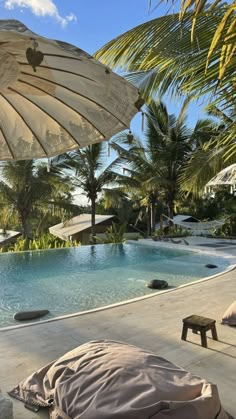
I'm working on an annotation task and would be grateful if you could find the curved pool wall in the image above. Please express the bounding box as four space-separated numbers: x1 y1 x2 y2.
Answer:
0 242 232 329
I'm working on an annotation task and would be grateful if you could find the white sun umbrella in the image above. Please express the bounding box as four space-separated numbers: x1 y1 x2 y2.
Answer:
205 164 236 194
0 20 143 161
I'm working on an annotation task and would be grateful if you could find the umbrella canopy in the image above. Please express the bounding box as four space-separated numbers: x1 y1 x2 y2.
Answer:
205 164 236 187
0 20 142 161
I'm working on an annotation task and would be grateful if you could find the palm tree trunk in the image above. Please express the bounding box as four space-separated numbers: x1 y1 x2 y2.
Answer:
147 208 151 236
90 197 96 244
19 209 31 248
150 202 156 233
167 192 175 235
168 204 174 221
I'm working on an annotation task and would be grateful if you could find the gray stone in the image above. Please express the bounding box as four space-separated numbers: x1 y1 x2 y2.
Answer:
205 264 218 269
14 310 49 321
146 279 168 289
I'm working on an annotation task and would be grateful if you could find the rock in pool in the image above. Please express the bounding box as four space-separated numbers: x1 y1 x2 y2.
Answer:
205 264 218 269
14 309 49 321
146 279 168 289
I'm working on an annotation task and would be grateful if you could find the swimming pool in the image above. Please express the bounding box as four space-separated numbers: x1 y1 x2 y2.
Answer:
0 243 229 327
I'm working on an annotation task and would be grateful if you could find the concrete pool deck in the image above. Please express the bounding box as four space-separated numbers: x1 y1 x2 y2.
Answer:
0 237 236 418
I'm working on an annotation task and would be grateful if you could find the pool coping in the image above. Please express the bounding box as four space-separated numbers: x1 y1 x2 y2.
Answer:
1 239 235 332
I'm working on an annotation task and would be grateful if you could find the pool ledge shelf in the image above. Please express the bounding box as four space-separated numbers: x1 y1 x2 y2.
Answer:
14 309 49 321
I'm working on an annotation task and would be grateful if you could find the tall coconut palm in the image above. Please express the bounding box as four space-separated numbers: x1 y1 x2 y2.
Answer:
0 160 74 241
109 143 161 235
110 99 212 232
52 143 118 243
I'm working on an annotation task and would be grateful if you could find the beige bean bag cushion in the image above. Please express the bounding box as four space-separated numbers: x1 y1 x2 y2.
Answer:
9 340 231 419
222 300 236 326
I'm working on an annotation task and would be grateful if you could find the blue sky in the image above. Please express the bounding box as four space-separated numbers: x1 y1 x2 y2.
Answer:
0 1 170 52
0 0 208 134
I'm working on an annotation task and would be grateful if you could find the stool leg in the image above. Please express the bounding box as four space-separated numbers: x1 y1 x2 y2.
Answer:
200 331 207 348
181 324 188 341
211 324 218 341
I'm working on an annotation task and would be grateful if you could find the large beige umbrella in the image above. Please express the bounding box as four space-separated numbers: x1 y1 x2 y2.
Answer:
0 20 142 161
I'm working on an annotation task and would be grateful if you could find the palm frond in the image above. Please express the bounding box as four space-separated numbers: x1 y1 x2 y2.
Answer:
103 188 128 209
95 7 235 114
148 1 235 82
179 141 234 196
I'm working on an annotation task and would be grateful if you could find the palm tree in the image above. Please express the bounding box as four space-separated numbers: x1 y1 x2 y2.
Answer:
95 6 235 159
148 0 235 84
0 160 74 241
110 99 211 233
110 147 161 235
52 143 118 243
179 106 236 196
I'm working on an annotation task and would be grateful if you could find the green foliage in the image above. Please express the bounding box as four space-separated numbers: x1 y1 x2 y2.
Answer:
181 190 236 220
52 144 119 202
149 0 236 83
0 160 76 238
177 190 236 236
52 144 119 243
216 215 236 237
96 6 235 160
179 108 236 197
109 100 212 233
154 227 192 238
0 208 16 234
94 222 127 244
0 233 79 253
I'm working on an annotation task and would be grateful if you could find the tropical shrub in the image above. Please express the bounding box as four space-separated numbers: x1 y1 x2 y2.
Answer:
0 233 79 252
94 222 127 244
215 215 236 237
154 227 192 238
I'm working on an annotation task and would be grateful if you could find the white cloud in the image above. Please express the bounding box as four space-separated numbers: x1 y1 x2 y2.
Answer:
4 0 77 27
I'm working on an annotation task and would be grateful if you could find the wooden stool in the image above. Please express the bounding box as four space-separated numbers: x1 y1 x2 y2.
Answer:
181 315 218 348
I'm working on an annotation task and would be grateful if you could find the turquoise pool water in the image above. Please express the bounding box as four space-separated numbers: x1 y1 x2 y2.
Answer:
0 243 229 327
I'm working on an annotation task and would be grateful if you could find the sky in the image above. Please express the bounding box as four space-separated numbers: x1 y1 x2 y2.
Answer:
0 0 207 131
0 1 169 52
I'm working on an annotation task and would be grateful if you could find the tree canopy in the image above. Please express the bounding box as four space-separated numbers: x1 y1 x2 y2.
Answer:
95 4 235 161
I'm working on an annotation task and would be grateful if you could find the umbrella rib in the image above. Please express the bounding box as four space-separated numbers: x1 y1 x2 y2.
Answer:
8 86 84 148
19 63 96 83
15 79 108 138
0 126 15 159
20 71 129 128
0 93 48 156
